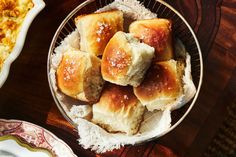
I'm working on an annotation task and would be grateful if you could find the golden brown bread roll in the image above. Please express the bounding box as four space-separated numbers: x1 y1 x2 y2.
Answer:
92 83 145 135
129 18 174 61
134 60 184 111
56 50 104 103
75 10 124 56
101 31 154 87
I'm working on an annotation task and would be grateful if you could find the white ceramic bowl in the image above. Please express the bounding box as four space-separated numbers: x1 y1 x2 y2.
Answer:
0 0 46 88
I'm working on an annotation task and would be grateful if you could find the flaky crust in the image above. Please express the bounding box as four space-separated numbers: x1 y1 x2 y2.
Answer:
75 10 124 56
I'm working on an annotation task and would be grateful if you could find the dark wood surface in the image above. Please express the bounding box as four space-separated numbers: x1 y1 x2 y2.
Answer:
1 0 236 156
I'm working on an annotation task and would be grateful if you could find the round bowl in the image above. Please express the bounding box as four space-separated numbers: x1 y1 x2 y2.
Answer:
47 0 203 145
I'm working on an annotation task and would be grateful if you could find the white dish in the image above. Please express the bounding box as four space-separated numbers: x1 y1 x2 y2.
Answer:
0 0 45 88
0 119 77 157
0 137 51 157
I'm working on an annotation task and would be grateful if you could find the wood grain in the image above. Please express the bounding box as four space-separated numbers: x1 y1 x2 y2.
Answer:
0 0 235 157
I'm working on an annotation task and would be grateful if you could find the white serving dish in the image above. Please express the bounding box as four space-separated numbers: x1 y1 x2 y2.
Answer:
0 0 45 88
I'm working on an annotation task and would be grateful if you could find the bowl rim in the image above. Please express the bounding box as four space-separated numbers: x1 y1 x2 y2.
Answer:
0 0 46 88
47 0 203 144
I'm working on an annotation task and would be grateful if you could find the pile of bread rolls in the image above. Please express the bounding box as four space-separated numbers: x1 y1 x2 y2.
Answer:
56 10 193 135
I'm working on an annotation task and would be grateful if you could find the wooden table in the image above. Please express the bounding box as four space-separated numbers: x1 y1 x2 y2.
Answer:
0 0 236 156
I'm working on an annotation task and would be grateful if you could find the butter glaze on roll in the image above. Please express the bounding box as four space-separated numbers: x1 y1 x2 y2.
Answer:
101 31 155 87
92 83 145 135
134 60 184 111
75 10 124 56
56 50 104 103
129 18 174 61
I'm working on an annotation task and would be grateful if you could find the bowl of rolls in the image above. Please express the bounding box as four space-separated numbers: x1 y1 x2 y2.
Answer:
48 0 203 153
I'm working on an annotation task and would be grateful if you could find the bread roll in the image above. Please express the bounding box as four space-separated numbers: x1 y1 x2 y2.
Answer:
134 60 184 111
101 31 154 87
75 10 123 56
129 18 173 61
56 50 104 103
92 83 145 135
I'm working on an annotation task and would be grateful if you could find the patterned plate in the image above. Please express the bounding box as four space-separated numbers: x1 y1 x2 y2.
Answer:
0 119 77 157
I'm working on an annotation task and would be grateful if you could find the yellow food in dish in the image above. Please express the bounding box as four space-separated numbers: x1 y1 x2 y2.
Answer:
0 0 33 69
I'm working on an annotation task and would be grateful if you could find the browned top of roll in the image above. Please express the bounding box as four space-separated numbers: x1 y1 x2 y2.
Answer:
96 83 138 112
56 51 86 96
75 10 124 56
135 61 181 101
102 31 132 81
129 18 173 61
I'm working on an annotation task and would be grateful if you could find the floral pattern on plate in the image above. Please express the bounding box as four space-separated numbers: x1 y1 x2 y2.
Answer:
0 119 77 157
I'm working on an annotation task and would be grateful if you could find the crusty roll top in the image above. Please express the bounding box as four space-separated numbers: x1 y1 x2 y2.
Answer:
75 10 124 56
102 31 132 81
92 83 145 135
57 51 87 96
56 50 104 103
96 83 139 112
135 60 182 101
101 31 154 87
129 18 173 61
